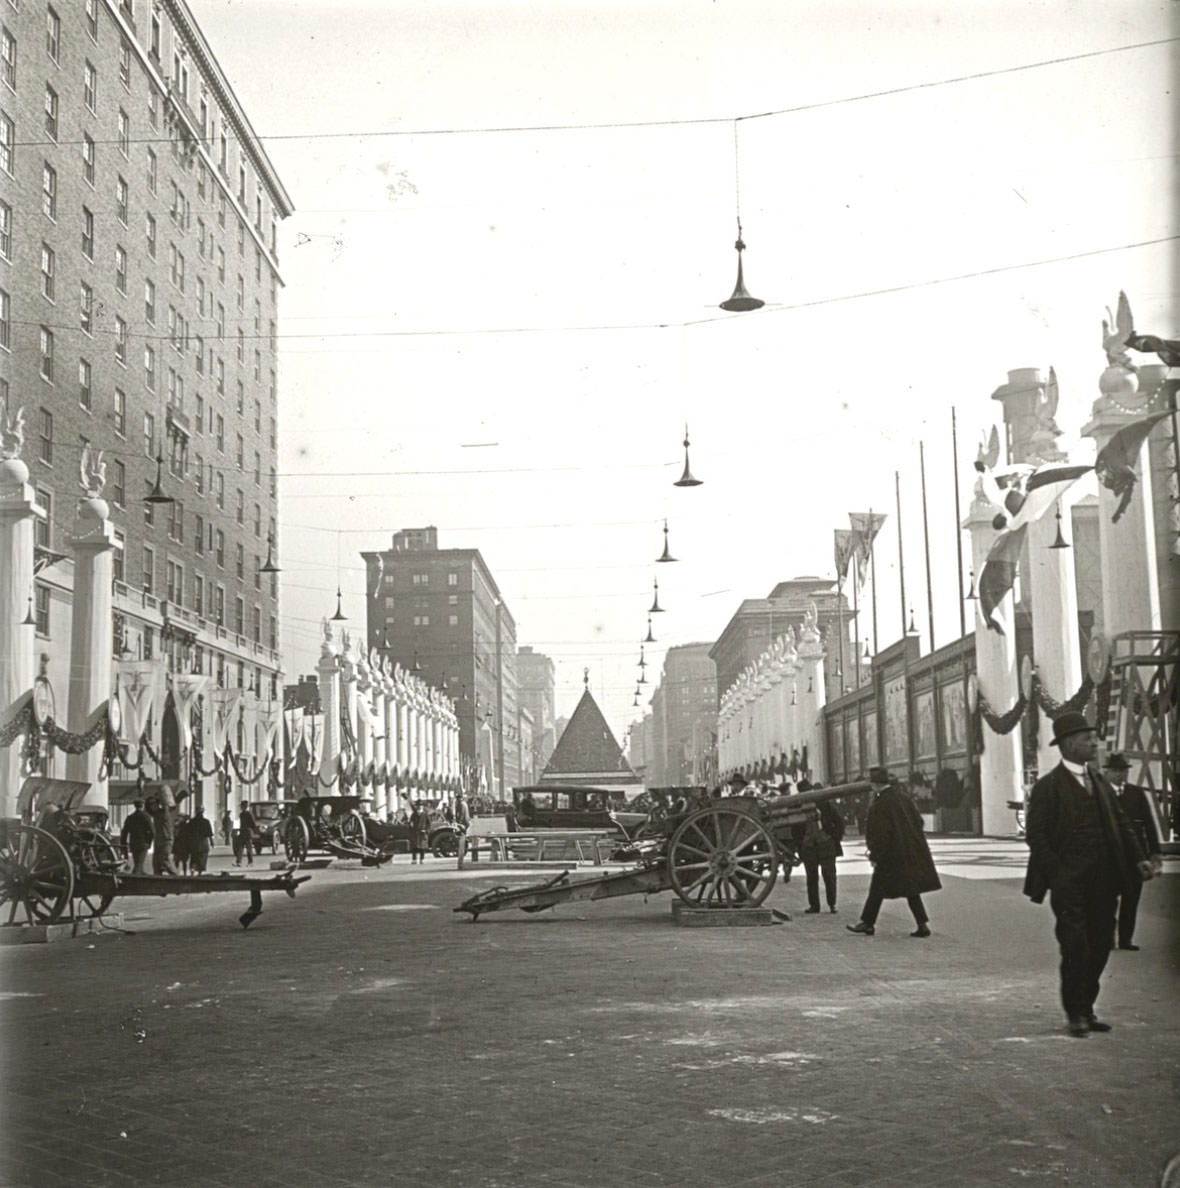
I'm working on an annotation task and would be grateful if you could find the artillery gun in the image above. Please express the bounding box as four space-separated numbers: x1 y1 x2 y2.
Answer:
455 780 869 921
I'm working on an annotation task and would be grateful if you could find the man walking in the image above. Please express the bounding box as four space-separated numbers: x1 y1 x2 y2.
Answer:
120 799 155 874
237 803 257 867
846 767 941 937
1022 714 1154 1037
188 806 215 874
1102 752 1162 952
799 784 844 914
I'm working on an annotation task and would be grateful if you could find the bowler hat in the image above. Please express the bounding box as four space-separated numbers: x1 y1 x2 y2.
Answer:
1104 752 1131 771
1049 711 1095 747
868 766 892 786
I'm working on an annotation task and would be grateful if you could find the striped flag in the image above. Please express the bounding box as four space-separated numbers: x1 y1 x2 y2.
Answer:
834 529 855 589
978 525 1028 634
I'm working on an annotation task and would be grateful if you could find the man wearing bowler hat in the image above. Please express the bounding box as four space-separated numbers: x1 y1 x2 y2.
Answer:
1022 712 1155 1037
1103 752 1163 951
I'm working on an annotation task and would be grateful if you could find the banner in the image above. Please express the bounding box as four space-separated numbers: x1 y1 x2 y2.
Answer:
848 511 887 589
834 529 855 589
169 673 208 754
208 688 242 757
117 660 163 746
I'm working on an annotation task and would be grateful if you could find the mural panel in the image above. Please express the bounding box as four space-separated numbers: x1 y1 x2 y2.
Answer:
828 719 845 783
939 678 967 754
915 689 937 760
861 708 878 768
883 675 908 767
846 713 861 775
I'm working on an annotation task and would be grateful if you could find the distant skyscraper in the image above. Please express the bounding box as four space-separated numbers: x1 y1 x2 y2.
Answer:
517 646 556 775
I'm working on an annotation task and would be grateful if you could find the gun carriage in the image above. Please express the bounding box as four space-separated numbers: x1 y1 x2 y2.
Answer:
0 780 310 930
455 780 869 920
280 795 392 866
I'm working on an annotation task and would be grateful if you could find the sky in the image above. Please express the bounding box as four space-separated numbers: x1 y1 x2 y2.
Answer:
186 0 1177 742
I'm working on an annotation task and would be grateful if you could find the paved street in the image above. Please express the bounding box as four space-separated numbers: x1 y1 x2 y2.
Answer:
1 838 1177 1188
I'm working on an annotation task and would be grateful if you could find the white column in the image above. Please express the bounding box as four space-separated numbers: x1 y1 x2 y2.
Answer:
65 496 120 804
316 624 341 787
0 455 45 817
966 493 1023 835
370 675 387 818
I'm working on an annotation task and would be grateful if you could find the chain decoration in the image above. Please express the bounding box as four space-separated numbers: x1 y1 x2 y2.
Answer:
192 746 223 777
977 688 1027 735
1033 672 1095 719
225 742 268 785
0 704 32 748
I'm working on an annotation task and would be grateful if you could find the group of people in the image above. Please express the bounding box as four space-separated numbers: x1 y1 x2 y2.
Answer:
118 791 215 876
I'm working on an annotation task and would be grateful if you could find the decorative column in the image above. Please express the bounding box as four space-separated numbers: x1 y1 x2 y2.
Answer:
966 490 1023 836
316 621 341 788
0 422 46 817
369 650 387 819
1082 346 1162 635
796 606 828 782
354 649 372 800
338 631 359 790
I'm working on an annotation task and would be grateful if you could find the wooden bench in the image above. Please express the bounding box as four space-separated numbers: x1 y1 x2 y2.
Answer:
458 823 619 868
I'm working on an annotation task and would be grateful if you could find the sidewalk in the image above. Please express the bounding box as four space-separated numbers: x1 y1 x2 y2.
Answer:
1 841 1176 1188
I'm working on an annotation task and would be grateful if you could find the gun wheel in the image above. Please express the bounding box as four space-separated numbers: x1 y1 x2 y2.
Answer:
0 824 75 926
666 806 777 908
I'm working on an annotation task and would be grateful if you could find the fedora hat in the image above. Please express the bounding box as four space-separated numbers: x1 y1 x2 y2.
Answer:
1104 752 1131 772
1049 711 1095 747
868 766 892 786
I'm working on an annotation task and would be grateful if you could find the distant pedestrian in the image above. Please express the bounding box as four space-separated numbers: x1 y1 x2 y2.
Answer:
1022 714 1154 1037
237 804 257 866
189 806 215 874
120 799 154 874
1103 753 1163 951
800 791 844 914
847 767 941 937
220 809 233 847
172 814 193 875
409 801 429 864
454 793 470 830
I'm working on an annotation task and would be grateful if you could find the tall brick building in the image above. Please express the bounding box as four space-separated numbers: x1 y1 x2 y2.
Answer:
2 0 292 804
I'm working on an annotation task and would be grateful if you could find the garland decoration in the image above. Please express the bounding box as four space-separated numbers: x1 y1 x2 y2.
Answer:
0 704 32 748
1033 672 1095 719
44 713 109 755
225 742 268 785
192 746 223 777
977 688 1027 736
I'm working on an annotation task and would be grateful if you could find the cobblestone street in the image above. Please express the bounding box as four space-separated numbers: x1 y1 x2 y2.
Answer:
1 839 1176 1188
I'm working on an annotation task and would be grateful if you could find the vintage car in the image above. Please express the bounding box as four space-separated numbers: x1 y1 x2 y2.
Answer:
363 809 463 858
510 786 647 837
234 800 297 855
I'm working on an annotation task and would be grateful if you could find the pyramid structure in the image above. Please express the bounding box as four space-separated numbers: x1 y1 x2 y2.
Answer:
538 688 638 788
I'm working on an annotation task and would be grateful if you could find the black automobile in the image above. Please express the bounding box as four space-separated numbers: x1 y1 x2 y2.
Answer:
363 809 463 858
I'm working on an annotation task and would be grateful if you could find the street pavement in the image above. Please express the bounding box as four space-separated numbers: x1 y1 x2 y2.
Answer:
1 836 1177 1188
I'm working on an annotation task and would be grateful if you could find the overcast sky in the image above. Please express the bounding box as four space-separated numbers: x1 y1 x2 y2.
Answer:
188 0 1176 739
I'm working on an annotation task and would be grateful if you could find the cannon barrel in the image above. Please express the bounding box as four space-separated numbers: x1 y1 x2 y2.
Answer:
768 779 871 811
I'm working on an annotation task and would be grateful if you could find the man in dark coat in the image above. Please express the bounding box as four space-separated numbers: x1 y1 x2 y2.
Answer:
1022 714 1154 1037
847 767 941 937
1102 752 1162 952
800 787 844 914
120 799 155 874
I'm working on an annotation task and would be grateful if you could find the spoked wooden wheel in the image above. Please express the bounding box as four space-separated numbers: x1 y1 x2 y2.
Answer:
75 833 121 916
339 810 366 847
284 816 310 863
667 806 778 908
0 824 76 925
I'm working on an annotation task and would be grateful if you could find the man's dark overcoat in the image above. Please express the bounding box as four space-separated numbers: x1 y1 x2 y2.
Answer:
1022 765 1146 904
865 787 941 898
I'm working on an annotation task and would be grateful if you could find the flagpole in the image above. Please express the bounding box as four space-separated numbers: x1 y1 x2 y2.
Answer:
951 408 967 639
895 471 907 636
868 506 879 655
852 564 861 686
920 442 936 653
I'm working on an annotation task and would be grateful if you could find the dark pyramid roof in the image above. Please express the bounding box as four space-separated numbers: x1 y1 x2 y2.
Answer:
539 688 635 782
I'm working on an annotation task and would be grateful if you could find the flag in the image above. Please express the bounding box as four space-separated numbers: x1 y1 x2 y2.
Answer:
1094 410 1173 522
988 463 1092 533
849 511 886 589
834 529 855 589
978 525 1028 634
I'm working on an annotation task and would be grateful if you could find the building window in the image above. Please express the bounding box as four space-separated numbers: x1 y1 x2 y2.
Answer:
83 61 96 112
449 614 459 627
39 242 54 300
144 278 155 323
1 26 14 90
0 110 11 175
41 162 56 218
46 7 61 59
194 514 204 552
117 109 130 156
214 585 225 627
143 344 155 390
252 606 261 644
34 488 51 548
193 574 204 617
146 212 156 257
116 175 128 224
85 0 98 41
0 199 9 259
44 85 57 141
142 545 154 595
79 282 92 334
233 597 244 636
112 460 125 505
114 316 127 365
38 327 53 382
34 585 49 636
115 245 127 293
37 409 52 462
447 572 459 587
413 615 430 627
119 40 131 89
215 530 225 569
235 488 243 525
235 543 244 579
215 415 224 453
82 135 95 185
0 288 8 350
78 358 92 408
412 573 429 586
81 207 94 258
148 88 158 129
166 559 182 603
143 411 154 457
113 389 126 437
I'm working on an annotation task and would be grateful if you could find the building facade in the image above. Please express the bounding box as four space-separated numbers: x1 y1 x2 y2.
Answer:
2 0 292 815
516 645 556 778
361 526 521 797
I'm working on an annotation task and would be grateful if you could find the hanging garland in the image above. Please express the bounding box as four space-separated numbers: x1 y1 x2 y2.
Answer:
225 742 268 786
192 746 223 777
977 688 1027 736
1033 672 1095 719
44 713 110 755
0 704 32 749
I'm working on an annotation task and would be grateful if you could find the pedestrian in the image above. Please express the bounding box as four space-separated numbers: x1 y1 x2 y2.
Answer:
147 784 180 875
188 806 215 874
220 808 233 847
172 813 193 875
409 800 429 864
1103 753 1164 951
1022 713 1155 1037
800 792 844 914
454 793 470 830
237 803 257 866
847 766 941 937
120 799 154 874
